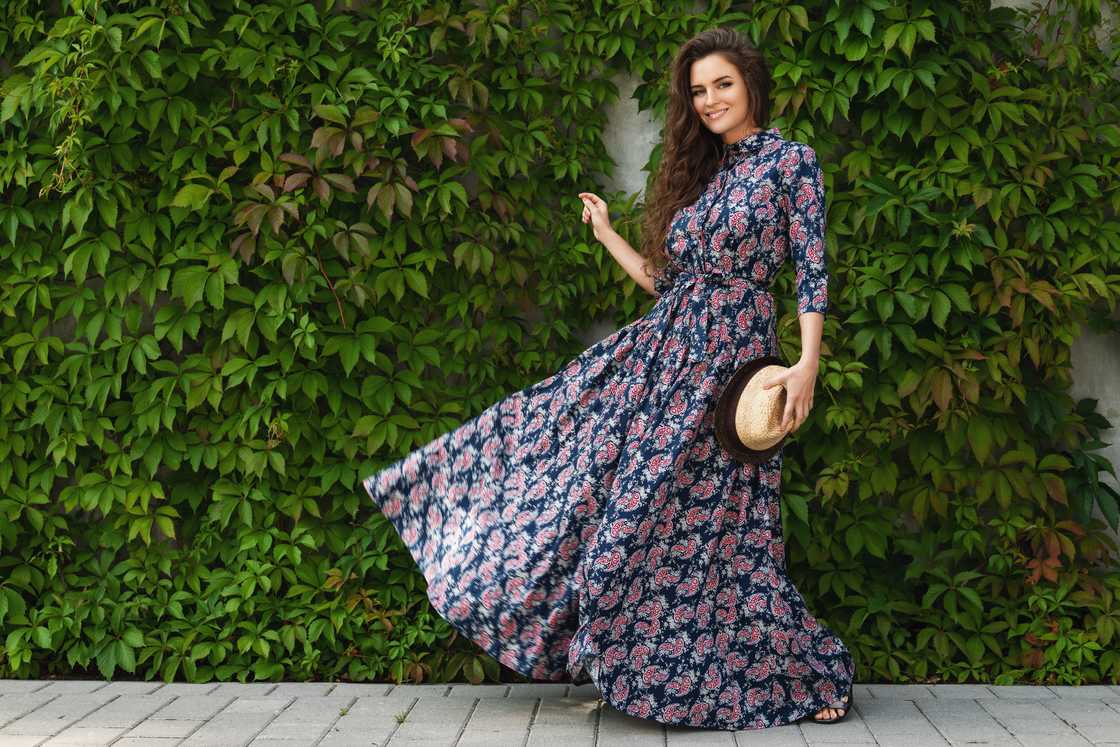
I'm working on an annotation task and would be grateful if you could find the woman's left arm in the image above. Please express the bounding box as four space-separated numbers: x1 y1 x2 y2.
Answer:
764 143 829 433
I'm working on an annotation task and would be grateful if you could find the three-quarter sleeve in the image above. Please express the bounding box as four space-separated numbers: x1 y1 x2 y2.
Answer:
784 144 829 316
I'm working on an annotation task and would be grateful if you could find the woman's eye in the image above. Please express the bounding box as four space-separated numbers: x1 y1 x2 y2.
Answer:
692 83 731 95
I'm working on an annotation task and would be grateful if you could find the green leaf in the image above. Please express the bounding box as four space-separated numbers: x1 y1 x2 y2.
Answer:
171 184 213 210
172 266 209 308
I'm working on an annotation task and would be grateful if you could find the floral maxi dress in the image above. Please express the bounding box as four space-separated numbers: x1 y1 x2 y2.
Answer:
361 127 855 731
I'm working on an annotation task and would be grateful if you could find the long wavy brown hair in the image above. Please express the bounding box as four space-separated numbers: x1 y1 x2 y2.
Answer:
639 28 772 285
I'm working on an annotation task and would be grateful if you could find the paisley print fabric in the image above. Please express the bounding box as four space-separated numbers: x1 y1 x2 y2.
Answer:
361 126 854 731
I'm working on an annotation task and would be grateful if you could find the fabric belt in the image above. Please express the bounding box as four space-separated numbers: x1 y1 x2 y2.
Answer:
662 269 772 362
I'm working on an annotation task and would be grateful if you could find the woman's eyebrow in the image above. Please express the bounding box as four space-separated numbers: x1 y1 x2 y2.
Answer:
690 75 732 89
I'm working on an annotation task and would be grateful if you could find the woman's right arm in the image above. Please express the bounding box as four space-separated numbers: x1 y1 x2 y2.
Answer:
579 191 658 296
599 228 658 296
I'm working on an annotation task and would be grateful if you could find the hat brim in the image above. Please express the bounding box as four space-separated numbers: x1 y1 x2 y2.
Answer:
713 354 788 465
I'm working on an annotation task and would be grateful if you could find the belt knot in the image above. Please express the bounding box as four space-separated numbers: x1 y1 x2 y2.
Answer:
662 269 770 362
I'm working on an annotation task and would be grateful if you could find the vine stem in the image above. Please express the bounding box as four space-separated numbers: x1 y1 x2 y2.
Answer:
313 245 348 329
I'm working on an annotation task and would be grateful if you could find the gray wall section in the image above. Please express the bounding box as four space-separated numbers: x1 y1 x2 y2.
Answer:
580 3 1120 548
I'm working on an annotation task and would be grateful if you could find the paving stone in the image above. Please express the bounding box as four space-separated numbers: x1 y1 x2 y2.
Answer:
252 697 354 740
732 724 808 746
532 696 600 728
7 679 1119 745
206 683 279 698
144 683 221 697
217 696 292 715
861 739 948 747
0 693 60 723
526 729 597 747
1050 686 1119 701
597 700 666 745
328 696 415 730
0 737 52 746
383 683 452 697
597 731 668 747
69 694 177 728
852 685 876 701
985 685 1057 699
976 699 1080 735
265 682 337 698
864 685 936 700
566 684 600 698
148 695 233 721
1044 699 1120 728
926 684 994 699
89 682 163 697
326 682 394 697
177 711 275 746
0 681 51 695
0 694 118 737
318 734 389 747
506 683 572 699
447 683 509 698
854 698 943 738
268 694 354 718
387 719 468 742
121 719 205 739
396 694 474 725
1074 725 1120 743
39 724 128 745
250 720 331 742
32 682 109 696
458 696 537 745
799 714 876 743
457 735 530 747
663 724 737 743
914 700 1015 742
1013 736 1094 747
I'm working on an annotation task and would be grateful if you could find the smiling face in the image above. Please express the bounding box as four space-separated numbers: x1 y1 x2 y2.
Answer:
689 53 759 144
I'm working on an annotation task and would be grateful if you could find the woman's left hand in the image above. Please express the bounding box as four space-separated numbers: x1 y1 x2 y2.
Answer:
761 359 818 434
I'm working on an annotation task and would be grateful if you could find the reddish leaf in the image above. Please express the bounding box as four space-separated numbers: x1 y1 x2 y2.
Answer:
332 231 350 262
329 131 346 157
365 184 381 210
322 173 356 193
230 232 256 263
246 204 269 236
352 107 379 127
283 172 312 192
268 206 283 234
278 152 311 168
311 126 341 152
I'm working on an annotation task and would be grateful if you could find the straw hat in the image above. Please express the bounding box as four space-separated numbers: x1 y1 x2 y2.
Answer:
713 354 792 464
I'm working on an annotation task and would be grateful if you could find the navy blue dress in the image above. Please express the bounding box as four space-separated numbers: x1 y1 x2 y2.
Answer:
362 126 855 730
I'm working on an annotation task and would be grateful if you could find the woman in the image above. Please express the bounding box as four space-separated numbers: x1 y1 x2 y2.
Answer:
362 26 854 731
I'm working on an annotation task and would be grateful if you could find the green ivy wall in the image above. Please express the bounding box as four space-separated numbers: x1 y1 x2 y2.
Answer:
1 0 1119 686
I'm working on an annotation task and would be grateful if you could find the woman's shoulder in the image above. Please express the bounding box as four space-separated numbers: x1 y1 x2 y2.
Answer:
775 134 818 162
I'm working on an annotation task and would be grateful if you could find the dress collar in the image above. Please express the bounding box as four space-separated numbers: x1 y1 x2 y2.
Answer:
719 126 782 168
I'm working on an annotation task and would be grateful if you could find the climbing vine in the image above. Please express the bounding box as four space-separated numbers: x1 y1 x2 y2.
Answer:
1 0 1119 686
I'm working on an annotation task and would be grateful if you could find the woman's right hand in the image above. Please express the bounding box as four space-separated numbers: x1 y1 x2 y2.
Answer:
578 192 614 243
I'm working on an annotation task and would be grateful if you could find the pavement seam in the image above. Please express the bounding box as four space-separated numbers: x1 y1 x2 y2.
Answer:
451 696 481 747
309 694 358 747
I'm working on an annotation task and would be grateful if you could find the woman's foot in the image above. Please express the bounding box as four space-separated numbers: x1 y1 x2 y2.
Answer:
811 693 850 722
